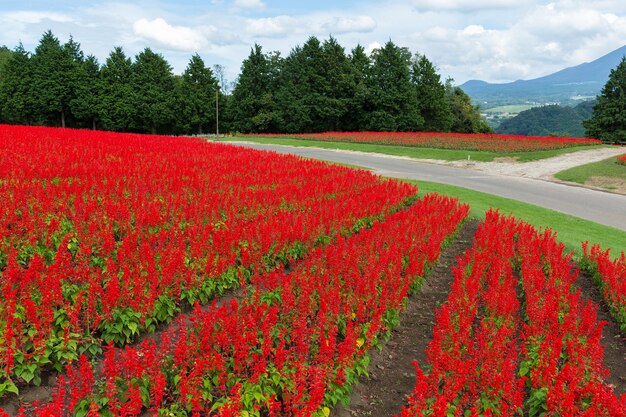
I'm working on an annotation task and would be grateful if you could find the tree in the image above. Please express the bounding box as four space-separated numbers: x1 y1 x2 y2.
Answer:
99 47 135 132
275 36 324 133
71 55 100 129
412 53 452 132
229 44 279 133
445 79 492 134
177 54 217 134
345 44 372 131
584 56 626 143
366 41 422 131
0 44 34 124
31 31 83 127
132 48 176 134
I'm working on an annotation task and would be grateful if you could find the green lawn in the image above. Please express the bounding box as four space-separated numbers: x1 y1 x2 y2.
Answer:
408 179 626 256
224 136 606 162
554 156 626 185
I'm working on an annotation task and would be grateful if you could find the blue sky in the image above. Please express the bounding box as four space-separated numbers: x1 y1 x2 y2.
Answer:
1 0 625 85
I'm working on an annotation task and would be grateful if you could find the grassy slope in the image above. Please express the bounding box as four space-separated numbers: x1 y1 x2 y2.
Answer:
409 179 626 256
554 156 626 184
226 136 606 162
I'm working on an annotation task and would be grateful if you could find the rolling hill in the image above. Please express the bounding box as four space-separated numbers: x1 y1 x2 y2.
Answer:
462 45 626 108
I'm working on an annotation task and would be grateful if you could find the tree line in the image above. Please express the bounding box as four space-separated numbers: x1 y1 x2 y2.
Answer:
497 101 594 138
0 31 492 135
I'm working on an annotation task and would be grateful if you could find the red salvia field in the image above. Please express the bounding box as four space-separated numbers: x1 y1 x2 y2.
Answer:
0 125 624 417
242 131 602 152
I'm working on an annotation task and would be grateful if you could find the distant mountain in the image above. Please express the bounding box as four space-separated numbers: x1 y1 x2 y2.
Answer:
496 101 595 138
462 45 626 108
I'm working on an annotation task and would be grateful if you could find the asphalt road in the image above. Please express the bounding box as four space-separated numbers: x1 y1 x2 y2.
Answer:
227 142 626 232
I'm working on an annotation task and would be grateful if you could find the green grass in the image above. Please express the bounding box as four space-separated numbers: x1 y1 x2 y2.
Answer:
408 179 626 256
554 156 626 184
224 136 606 162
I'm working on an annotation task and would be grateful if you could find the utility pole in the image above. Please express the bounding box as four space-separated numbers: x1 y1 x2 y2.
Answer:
216 86 219 136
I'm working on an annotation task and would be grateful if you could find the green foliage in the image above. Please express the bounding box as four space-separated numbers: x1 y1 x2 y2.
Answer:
0 44 35 124
412 53 452 131
498 102 594 137
276 36 355 132
584 56 626 144
99 47 135 132
0 30 491 135
31 31 84 127
132 48 176 134
365 41 423 131
229 44 279 133
445 80 493 134
71 55 101 129
177 54 217 134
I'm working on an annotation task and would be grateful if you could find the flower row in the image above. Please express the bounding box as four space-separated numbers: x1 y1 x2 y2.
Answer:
581 242 626 332
242 131 601 152
617 154 626 165
18 193 469 416
401 211 624 416
0 125 416 397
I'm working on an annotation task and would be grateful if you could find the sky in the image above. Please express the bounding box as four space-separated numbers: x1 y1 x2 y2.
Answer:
1 0 625 86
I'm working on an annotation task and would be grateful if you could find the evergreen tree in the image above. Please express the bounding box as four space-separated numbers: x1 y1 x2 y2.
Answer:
445 79 492 133
71 55 100 129
0 44 34 124
31 31 83 127
276 36 324 132
132 48 176 134
178 54 217 134
346 44 372 131
0 46 12 78
99 47 135 132
366 41 422 131
584 56 626 143
316 37 354 131
229 44 278 133
412 53 452 132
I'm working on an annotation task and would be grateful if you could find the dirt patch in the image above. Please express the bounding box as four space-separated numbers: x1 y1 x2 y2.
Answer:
331 219 479 417
492 156 519 163
446 147 626 180
585 176 626 195
574 269 626 396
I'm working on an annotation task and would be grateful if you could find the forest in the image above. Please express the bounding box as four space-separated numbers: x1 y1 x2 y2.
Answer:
0 31 490 135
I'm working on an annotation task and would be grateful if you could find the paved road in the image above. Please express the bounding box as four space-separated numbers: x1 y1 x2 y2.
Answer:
227 142 626 232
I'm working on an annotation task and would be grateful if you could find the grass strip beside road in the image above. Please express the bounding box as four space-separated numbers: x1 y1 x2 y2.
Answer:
409 179 626 256
226 136 606 162
555 156 626 184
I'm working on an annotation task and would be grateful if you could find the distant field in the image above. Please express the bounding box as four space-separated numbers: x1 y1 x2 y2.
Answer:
482 104 538 113
226 135 606 162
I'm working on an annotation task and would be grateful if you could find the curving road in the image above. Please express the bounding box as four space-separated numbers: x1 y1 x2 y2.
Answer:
226 142 626 232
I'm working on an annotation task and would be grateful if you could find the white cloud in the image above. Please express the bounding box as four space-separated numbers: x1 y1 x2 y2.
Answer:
411 0 530 12
234 0 265 9
321 16 377 34
245 15 301 37
3 11 74 24
365 41 382 55
133 18 208 51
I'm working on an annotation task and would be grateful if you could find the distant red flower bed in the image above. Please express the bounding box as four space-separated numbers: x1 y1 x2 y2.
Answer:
243 131 602 152
618 154 626 164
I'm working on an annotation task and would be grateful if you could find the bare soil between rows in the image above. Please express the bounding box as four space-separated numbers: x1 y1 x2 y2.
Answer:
331 219 480 417
574 269 626 395
331 218 626 417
